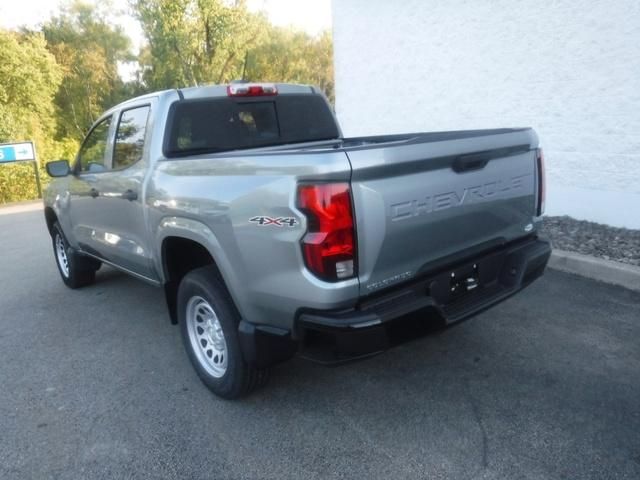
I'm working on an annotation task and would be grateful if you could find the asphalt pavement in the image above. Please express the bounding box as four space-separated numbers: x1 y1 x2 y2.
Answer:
1 206 639 480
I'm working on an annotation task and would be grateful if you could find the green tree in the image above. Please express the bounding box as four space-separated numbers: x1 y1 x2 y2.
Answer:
246 29 334 103
0 29 64 203
133 0 334 100
43 0 134 140
133 0 270 89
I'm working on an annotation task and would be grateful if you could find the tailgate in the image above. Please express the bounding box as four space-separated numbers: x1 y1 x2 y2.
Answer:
345 129 540 295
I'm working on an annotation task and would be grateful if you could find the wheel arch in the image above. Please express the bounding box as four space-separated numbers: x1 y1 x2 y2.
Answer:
44 206 58 235
156 217 242 324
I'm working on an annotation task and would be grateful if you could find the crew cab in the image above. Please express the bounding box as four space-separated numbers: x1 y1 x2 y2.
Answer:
44 83 551 398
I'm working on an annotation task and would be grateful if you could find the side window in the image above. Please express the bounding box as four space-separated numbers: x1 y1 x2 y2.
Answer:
113 106 150 170
77 116 112 173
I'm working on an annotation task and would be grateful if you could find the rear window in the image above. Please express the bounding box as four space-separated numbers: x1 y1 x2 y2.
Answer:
165 94 339 157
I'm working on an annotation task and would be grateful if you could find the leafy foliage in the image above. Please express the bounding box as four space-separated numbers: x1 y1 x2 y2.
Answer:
0 30 63 202
247 29 334 103
132 0 334 100
43 0 134 140
133 0 270 88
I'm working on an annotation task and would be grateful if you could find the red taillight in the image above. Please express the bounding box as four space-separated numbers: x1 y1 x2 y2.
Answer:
227 83 277 97
536 148 546 216
297 183 356 282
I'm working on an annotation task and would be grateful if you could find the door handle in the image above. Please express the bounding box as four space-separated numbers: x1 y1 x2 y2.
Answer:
121 189 138 201
89 188 99 198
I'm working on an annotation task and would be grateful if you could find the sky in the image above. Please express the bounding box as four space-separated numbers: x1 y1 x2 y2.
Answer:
0 0 332 50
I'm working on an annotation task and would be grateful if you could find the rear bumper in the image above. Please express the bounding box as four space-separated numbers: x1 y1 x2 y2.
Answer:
296 236 551 364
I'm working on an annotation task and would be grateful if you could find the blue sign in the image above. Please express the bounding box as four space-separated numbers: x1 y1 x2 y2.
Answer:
0 142 35 163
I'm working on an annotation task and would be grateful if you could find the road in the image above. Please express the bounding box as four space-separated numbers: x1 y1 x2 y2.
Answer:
1 206 639 480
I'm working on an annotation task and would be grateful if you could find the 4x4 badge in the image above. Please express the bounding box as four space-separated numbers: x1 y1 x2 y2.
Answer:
250 216 298 227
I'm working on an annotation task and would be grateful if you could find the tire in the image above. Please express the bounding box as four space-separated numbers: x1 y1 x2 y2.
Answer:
178 266 269 399
52 222 100 289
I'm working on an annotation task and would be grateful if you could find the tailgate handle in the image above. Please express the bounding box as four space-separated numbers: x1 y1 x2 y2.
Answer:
452 153 490 173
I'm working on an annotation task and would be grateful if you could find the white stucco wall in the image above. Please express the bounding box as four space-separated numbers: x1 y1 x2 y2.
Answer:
332 0 640 228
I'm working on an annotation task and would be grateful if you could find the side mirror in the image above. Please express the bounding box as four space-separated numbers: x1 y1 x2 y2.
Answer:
46 160 71 178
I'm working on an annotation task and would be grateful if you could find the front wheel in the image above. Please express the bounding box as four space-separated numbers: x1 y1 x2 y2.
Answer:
51 222 99 289
178 266 269 399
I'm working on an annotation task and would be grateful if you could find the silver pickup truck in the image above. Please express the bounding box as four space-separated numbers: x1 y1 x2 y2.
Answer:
44 82 551 398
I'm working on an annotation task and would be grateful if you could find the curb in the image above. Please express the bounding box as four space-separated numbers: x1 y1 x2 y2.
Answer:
548 250 640 292
0 200 43 216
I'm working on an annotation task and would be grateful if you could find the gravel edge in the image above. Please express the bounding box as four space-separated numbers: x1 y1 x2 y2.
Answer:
541 216 640 267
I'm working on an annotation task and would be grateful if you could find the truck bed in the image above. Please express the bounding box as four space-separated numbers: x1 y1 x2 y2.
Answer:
339 128 531 149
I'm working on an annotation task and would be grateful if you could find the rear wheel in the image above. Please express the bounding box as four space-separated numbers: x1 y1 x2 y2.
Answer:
178 266 269 399
51 222 100 289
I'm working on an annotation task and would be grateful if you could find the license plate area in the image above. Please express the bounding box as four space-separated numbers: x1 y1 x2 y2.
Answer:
428 250 507 306
449 263 480 297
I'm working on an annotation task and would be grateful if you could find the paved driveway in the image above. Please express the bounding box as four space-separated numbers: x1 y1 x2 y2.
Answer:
1 207 639 479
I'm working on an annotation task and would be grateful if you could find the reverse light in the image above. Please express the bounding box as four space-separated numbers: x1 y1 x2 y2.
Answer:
297 183 356 282
227 83 278 97
536 148 546 216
